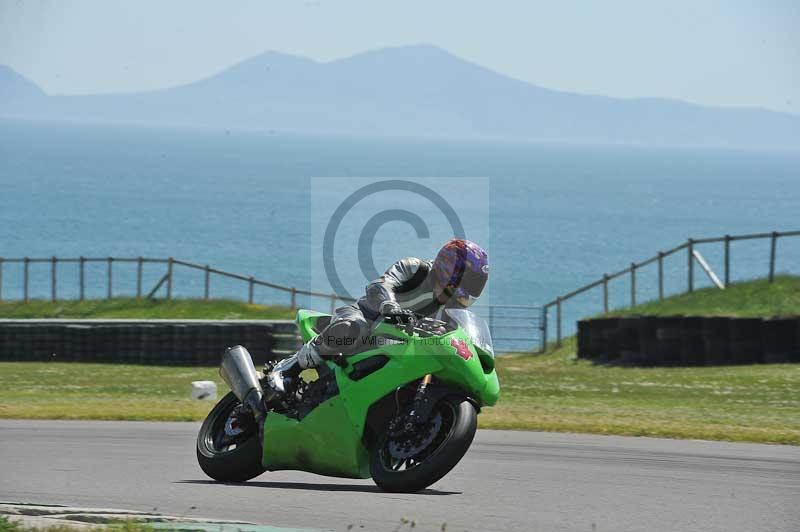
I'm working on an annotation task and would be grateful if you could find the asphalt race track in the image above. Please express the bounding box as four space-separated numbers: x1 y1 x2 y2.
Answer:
1 420 798 532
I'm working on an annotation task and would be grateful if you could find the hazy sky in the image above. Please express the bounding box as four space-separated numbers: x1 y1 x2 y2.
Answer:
1 1 798 113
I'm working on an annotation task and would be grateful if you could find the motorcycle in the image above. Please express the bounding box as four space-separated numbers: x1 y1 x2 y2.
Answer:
196 308 500 492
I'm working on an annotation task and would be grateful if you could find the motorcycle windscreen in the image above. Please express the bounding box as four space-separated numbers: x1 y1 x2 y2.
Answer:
445 309 494 358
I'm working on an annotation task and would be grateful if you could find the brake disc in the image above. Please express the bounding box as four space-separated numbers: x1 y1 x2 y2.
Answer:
224 406 252 437
388 412 443 459
224 415 245 437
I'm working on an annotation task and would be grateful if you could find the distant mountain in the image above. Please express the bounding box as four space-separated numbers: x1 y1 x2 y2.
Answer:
2 45 799 148
0 65 44 103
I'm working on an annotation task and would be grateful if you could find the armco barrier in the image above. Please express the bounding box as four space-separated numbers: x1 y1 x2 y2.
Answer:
0 319 301 366
577 316 800 366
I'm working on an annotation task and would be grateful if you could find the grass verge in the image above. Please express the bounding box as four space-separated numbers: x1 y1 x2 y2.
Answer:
1 353 797 444
0 298 294 320
0 515 152 532
483 337 799 444
606 275 800 317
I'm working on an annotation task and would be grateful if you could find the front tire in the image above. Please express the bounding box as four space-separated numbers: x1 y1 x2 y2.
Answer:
370 397 477 493
196 391 266 482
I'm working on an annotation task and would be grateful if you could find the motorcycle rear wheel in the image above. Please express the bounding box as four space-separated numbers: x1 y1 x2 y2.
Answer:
196 391 266 482
369 396 477 493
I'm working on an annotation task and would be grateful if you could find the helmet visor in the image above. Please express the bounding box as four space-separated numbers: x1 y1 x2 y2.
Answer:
452 286 477 308
459 267 488 298
455 293 477 308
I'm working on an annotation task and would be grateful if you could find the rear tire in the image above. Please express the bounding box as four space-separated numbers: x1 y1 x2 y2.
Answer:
370 397 477 493
196 392 266 482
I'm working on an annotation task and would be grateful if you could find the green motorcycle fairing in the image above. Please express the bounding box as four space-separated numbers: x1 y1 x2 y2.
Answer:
261 309 500 479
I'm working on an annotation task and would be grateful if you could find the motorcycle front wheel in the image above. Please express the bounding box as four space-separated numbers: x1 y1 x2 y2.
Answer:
369 396 477 493
196 391 266 482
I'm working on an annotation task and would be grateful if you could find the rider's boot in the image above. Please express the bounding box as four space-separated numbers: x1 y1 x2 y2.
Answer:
264 339 324 400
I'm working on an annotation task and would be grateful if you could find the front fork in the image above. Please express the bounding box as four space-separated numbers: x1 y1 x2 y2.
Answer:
407 374 433 423
388 374 441 436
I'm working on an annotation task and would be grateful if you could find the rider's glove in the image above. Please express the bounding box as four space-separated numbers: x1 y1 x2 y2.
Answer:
379 300 405 317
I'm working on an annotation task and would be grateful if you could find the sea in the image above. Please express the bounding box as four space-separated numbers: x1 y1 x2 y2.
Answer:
1 119 799 348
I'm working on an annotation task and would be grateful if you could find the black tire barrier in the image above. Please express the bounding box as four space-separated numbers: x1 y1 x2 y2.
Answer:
577 320 591 356
656 317 684 366
0 320 302 366
577 316 800 366
616 318 641 364
637 316 660 366
681 317 705 366
702 317 731 366
729 318 763 365
587 318 619 361
762 318 798 364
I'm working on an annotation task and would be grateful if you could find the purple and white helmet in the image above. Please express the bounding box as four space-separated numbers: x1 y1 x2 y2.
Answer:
431 239 489 307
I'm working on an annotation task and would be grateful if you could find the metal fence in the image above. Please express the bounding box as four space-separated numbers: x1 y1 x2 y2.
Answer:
473 304 542 353
0 256 354 312
541 229 800 350
0 256 541 353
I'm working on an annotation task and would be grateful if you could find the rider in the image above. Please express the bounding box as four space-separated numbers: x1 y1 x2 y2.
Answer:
264 238 489 397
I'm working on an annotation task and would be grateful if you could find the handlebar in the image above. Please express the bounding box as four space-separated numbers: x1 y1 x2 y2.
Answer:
383 309 418 322
384 311 448 336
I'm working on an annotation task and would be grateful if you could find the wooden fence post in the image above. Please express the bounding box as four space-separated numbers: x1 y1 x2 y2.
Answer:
136 257 143 299
602 274 609 313
556 297 562 348
79 257 85 301
204 265 210 300
657 251 664 300
769 231 778 283
0 258 3 301
540 306 548 353
724 235 731 287
107 257 113 300
51 256 57 302
23 257 29 302
290 287 297 310
687 238 694 293
248 276 255 304
166 258 173 300
630 263 636 307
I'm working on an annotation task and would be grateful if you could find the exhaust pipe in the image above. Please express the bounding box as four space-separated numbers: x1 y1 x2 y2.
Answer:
219 345 266 420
